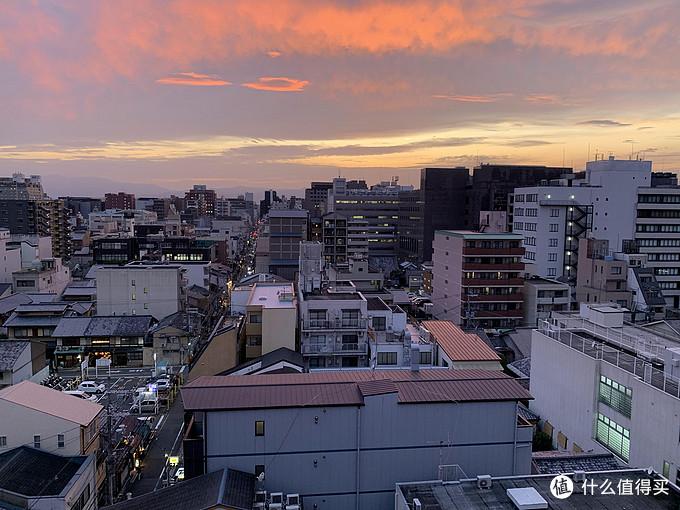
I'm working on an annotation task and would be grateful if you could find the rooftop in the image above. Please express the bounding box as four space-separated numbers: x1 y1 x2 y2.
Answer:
220 347 304 376
397 469 679 509
0 340 30 371
532 451 621 474
436 230 523 240
247 283 296 309
366 297 391 311
422 321 501 362
0 380 102 425
304 290 364 301
103 468 254 510
182 369 532 411
53 315 154 337
0 446 88 497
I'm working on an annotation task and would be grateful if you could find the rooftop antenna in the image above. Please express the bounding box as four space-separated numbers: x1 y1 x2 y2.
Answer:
587 142 591 162
562 145 566 168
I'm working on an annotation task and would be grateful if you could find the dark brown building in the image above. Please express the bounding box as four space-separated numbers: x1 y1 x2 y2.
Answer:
104 192 136 210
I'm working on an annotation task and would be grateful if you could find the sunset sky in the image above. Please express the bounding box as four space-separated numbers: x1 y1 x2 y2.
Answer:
1 0 680 196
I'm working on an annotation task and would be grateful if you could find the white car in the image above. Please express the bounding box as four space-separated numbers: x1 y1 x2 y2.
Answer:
155 378 171 390
78 381 106 394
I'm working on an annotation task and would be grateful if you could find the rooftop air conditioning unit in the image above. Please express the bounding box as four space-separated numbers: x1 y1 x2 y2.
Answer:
253 491 266 509
477 475 492 489
414 498 422 510
286 493 301 509
269 492 283 510
573 470 586 482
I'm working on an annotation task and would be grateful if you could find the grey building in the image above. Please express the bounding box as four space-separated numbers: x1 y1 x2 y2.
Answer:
182 369 533 510
266 209 308 280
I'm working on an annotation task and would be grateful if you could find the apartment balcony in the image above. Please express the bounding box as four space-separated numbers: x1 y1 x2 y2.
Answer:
465 293 524 302
301 318 368 331
462 278 524 286
471 309 523 319
301 342 369 355
462 247 524 256
462 263 525 271
536 296 570 305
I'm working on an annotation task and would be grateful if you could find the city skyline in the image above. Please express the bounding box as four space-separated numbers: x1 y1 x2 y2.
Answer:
2 0 680 193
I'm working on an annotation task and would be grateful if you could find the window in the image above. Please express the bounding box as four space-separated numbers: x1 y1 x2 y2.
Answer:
549 223 559 232
598 376 632 418
0 436 6 447
596 413 630 461
131 279 136 286
377 352 397 365
548 253 557 262
549 238 558 247
525 208 538 217
611 267 622 275
33 435 40 449
550 208 560 217
420 351 432 365
255 465 265 478
524 223 537 231
143 303 149 310
663 461 671 478
58 434 65 448
246 335 262 346
372 316 386 331
547 268 557 277
249 313 262 324
255 420 265 436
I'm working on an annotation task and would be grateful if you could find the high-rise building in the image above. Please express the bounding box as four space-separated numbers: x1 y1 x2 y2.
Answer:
304 181 333 217
265 209 308 280
0 173 45 200
432 230 525 329
184 185 216 217
0 199 71 259
321 212 369 264
104 191 136 210
469 164 570 229
328 177 410 271
259 189 279 217
60 196 104 217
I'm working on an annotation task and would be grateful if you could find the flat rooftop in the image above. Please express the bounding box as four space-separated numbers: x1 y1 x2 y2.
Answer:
436 230 522 240
247 283 295 308
304 291 363 301
398 469 680 509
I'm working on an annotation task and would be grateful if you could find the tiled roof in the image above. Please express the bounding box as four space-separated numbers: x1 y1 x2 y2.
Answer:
422 321 501 362
508 357 531 378
0 340 30 371
182 369 532 411
532 451 621 474
103 468 254 510
0 446 87 497
53 315 154 337
0 380 103 425
3 313 63 328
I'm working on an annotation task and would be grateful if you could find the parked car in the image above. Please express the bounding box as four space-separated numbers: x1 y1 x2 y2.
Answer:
155 378 171 391
78 381 106 394
63 390 98 402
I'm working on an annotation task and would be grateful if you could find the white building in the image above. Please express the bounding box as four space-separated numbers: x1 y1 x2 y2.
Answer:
530 304 680 476
88 209 157 234
0 229 21 284
0 380 103 456
522 275 571 327
513 157 650 282
12 257 71 295
96 264 186 320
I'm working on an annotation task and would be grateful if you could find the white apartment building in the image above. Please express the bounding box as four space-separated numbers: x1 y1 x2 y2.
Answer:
0 229 21 284
12 257 71 295
96 264 186 320
530 304 680 478
88 209 157 234
513 157 651 282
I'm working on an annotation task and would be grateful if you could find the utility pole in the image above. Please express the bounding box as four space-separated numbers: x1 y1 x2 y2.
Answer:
106 401 114 506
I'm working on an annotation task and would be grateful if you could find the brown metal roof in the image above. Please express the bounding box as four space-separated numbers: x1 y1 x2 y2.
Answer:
422 320 501 362
181 369 531 411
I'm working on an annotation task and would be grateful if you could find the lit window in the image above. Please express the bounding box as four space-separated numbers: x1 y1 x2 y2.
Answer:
255 420 265 436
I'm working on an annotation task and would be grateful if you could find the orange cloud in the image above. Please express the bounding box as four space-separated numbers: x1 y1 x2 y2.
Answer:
433 93 510 103
267 50 282 58
242 76 309 92
156 72 230 86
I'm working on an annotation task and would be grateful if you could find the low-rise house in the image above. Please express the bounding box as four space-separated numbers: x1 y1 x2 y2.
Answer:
181 369 533 510
102 468 254 510
0 446 96 510
243 282 297 359
62 279 97 302
421 320 503 370
0 340 47 388
220 347 304 376
0 380 103 455
12 257 71 295
146 311 197 367
52 315 154 367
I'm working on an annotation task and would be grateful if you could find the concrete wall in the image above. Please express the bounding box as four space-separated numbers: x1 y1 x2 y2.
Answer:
262 307 297 354
0 400 84 456
431 233 462 323
187 326 240 382
97 266 182 320
204 396 530 510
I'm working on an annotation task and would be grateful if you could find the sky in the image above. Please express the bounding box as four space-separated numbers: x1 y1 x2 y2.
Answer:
1 0 680 197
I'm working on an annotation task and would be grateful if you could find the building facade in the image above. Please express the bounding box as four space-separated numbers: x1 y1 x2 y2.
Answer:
432 231 525 329
104 192 136 210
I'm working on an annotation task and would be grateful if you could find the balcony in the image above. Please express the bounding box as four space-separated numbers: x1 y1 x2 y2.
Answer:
462 278 524 286
465 293 523 302
301 318 368 331
462 263 524 271
462 247 524 256
472 309 523 318
302 342 369 355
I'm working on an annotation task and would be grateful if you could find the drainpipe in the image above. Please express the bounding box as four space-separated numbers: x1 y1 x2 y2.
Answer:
512 401 518 474
355 406 361 510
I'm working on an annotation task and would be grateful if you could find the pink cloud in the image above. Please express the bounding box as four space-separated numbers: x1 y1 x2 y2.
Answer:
242 76 309 92
432 93 511 103
156 72 231 86
267 50 282 58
